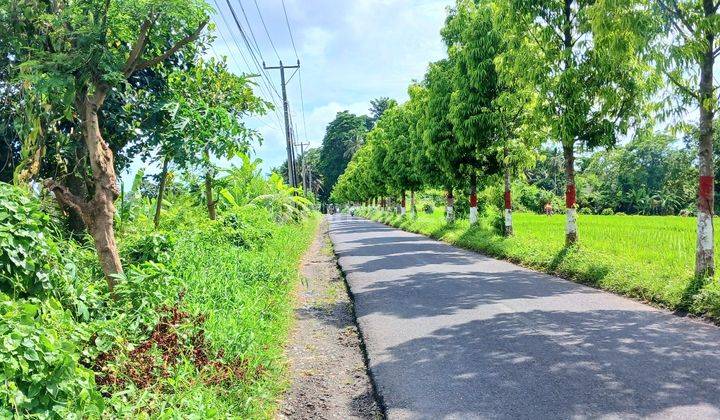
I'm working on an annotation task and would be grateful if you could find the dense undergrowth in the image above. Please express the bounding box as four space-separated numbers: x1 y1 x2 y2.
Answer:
1 174 318 418
357 207 720 321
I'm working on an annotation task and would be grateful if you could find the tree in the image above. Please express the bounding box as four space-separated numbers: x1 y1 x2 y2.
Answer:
273 147 324 196
5 0 210 289
446 0 502 225
369 97 398 126
504 0 653 244
653 0 720 276
162 59 269 221
318 111 371 201
423 59 465 222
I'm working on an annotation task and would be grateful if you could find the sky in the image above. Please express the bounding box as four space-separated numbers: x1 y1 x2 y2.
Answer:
206 0 453 174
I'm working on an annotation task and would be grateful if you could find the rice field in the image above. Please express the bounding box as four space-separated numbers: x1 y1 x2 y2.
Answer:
359 208 720 319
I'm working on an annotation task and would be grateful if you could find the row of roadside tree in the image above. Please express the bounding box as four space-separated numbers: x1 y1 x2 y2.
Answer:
331 0 720 278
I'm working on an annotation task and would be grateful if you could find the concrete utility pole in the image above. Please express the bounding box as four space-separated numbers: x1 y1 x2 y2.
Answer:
263 60 300 187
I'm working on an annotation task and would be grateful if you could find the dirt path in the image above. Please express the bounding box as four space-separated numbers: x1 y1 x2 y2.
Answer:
278 217 382 420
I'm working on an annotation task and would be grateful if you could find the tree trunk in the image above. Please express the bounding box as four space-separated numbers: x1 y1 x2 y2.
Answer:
696 19 715 277
401 191 407 216
469 172 478 224
503 147 513 236
446 188 455 223
205 169 217 220
154 156 170 229
64 162 89 235
410 190 416 217
563 142 577 245
45 87 124 291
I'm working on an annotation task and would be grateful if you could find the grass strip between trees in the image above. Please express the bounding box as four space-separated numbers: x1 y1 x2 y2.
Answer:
357 208 720 321
129 213 321 417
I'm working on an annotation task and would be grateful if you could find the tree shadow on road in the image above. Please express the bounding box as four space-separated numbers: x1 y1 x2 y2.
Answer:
371 309 720 418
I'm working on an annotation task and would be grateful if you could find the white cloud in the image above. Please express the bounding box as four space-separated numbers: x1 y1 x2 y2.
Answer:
208 0 452 174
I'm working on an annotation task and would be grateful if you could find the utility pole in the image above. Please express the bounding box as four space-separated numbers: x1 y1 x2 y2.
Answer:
297 141 310 192
264 59 300 187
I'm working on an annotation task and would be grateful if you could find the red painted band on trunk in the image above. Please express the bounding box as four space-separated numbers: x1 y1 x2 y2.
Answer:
470 194 478 207
504 191 511 209
566 185 576 208
699 175 714 212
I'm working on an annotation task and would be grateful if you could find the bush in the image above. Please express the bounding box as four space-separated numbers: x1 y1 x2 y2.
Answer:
121 232 175 265
422 203 434 214
601 208 614 215
220 206 275 249
579 207 593 215
0 184 68 299
0 294 103 418
690 278 720 319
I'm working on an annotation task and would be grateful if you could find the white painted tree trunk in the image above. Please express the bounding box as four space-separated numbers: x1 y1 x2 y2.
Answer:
566 207 577 241
470 206 478 224
446 189 455 223
503 153 513 236
564 143 578 245
469 172 478 225
504 209 513 234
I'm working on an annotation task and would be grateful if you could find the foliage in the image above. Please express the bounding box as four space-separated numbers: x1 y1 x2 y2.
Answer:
0 169 316 417
0 183 66 298
0 294 103 418
318 111 372 201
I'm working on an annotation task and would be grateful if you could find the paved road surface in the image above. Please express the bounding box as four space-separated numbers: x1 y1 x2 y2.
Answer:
328 215 720 419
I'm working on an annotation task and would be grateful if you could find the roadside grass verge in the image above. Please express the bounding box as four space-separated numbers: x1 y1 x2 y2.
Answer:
147 213 320 417
358 208 720 320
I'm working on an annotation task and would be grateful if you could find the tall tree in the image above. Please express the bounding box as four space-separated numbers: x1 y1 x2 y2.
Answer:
318 111 371 201
148 59 268 223
446 0 502 225
653 0 720 276
5 0 210 289
424 59 465 222
369 97 398 126
505 0 653 244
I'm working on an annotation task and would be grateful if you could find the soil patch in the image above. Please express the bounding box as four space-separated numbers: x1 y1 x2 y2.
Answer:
278 217 382 419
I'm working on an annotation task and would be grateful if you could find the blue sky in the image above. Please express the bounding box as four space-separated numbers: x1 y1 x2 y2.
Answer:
121 0 453 182
209 0 452 172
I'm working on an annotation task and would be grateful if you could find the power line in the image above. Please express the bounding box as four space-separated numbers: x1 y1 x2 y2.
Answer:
279 0 308 144
280 0 299 60
298 68 309 144
253 0 281 61
236 0 266 62
224 0 282 99
264 60 301 187
212 0 284 128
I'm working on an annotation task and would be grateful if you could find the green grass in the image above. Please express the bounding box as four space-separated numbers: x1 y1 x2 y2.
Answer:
108 213 320 418
359 208 720 319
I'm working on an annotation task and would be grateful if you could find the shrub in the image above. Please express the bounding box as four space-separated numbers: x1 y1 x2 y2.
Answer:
121 232 175 265
220 206 275 249
0 294 103 417
422 203 434 214
600 208 614 215
0 184 69 299
579 207 593 215
691 280 720 319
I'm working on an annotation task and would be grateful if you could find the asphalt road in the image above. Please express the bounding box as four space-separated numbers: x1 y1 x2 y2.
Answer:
328 215 720 420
